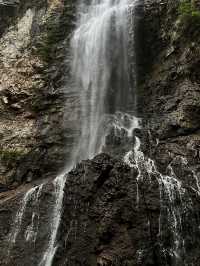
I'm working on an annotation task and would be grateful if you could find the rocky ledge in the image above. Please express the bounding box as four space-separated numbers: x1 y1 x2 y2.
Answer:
0 0 200 265
1 152 199 266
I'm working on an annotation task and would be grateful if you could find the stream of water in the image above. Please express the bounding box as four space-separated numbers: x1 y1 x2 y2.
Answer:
124 136 194 264
72 0 137 162
8 1 145 265
42 1 137 265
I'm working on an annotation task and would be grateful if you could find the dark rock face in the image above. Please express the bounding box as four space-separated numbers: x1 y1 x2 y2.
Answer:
1 152 200 266
0 0 79 187
0 0 200 266
0 181 57 266
52 153 200 266
54 154 160 266
138 0 200 167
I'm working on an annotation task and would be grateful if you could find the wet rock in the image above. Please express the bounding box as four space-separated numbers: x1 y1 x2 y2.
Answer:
0 0 200 266
54 154 161 266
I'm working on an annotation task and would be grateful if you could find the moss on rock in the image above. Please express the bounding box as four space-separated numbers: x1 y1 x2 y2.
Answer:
178 0 200 30
0 149 26 164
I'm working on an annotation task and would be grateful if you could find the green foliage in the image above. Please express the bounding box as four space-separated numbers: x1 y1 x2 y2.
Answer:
178 0 200 28
0 149 25 163
179 1 193 15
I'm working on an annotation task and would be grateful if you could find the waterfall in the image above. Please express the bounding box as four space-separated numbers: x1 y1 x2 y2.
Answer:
8 1 139 265
5 0 198 265
72 0 137 162
41 1 138 265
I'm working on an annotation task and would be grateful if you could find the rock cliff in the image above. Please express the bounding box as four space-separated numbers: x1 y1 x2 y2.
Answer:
0 0 78 188
0 0 200 265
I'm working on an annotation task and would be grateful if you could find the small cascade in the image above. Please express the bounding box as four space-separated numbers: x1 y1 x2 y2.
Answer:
102 112 141 154
8 184 43 248
110 112 140 137
192 170 200 195
124 136 195 264
40 173 67 266
25 212 38 242
9 186 37 245
25 184 43 243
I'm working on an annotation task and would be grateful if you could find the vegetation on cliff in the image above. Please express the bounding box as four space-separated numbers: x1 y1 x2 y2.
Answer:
178 0 200 30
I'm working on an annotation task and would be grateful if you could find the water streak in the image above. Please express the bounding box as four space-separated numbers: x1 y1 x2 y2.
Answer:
124 137 191 262
7 183 44 261
40 173 67 266
72 0 136 161
40 1 138 265
9 186 38 245
25 184 44 243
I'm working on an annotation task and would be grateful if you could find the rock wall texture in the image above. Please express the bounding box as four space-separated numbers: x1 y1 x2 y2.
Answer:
0 0 78 189
0 0 200 266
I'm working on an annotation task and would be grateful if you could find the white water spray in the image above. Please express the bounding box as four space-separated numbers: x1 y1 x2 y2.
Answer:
40 173 67 266
35 0 137 266
72 0 136 161
124 137 192 262
9 184 43 246
25 184 44 243
41 1 138 265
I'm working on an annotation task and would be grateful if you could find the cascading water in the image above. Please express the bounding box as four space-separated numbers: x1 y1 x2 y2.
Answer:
8 184 43 254
72 0 137 162
5 0 199 265
8 0 140 265
40 1 138 265
40 172 68 266
124 135 195 265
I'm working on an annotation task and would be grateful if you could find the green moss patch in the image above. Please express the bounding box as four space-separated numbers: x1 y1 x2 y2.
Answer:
178 0 200 29
0 149 26 163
